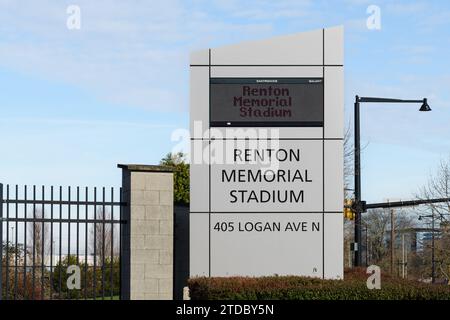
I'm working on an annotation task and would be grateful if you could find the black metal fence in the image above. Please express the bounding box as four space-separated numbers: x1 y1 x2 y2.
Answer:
0 184 126 300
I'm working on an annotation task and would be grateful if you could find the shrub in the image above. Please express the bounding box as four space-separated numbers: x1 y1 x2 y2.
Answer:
52 255 120 299
2 267 47 300
188 268 450 300
2 243 49 299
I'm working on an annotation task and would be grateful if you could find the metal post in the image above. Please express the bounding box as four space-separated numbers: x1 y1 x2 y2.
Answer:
120 171 130 300
405 242 408 278
365 227 368 267
390 209 395 275
354 96 362 266
402 234 405 279
431 209 435 284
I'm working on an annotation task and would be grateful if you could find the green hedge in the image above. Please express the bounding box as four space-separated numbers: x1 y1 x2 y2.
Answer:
188 269 450 300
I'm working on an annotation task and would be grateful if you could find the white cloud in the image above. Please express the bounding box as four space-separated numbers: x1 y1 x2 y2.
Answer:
385 2 429 14
343 0 372 5
228 0 312 20
0 0 277 112
212 0 312 19
392 45 435 55
389 45 436 64
419 10 450 30
0 117 177 129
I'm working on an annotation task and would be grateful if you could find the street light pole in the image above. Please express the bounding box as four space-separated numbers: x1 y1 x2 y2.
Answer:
354 96 362 267
353 95 430 267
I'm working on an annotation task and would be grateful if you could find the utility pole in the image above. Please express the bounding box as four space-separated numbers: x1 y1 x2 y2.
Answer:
390 209 395 275
431 209 436 284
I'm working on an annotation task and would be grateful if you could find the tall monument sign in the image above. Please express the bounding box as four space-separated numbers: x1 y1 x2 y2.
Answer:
190 26 344 279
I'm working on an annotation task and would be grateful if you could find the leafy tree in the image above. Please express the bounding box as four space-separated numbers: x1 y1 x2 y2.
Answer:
53 255 85 299
52 255 120 299
160 152 189 205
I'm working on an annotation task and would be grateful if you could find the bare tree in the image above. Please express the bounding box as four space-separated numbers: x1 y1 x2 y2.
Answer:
27 208 50 267
417 158 450 222
363 209 390 264
362 208 416 273
343 122 371 198
415 157 450 280
343 124 354 199
342 122 382 269
89 207 119 265
343 125 354 268
342 124 359 268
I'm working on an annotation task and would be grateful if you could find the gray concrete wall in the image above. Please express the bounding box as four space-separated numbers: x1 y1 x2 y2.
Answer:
119 164 174 300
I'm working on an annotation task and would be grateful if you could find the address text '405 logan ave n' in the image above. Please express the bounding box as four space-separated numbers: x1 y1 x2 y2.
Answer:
213 220 321 233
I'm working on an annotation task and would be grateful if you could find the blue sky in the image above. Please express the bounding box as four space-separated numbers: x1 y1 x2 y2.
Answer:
0 0 449 203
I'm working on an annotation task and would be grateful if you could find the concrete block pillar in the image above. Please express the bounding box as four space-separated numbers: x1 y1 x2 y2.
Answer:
118 164 174 300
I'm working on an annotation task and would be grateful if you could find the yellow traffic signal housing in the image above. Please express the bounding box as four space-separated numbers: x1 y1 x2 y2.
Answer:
344 199 355 220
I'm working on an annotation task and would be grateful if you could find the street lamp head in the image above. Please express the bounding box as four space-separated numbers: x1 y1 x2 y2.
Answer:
419 98 431 112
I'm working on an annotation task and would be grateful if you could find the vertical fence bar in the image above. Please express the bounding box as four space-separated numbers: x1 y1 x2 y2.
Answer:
0 183 4 301
23 185 27 299
84 187 88 300
50 186 54 300
67 186 71 298
58 186 62 299
119 187 122 299
5 185 9 300
68 186 71 267
14 185 18 299
76 187 80 266
102 187 105 300
76 187 79 298
64 186 72 299
110 187 114 299
41 186 45 300
93 187 97 299
32 185 36 300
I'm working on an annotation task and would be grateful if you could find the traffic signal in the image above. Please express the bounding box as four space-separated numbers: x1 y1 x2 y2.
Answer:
344 199 355 220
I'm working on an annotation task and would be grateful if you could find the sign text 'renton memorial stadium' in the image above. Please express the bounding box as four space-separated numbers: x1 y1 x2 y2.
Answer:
210 78 323 127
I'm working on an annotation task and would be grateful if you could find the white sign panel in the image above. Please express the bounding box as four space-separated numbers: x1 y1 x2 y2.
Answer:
210 140 323 212
190 26 344 280
211 213 323 276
